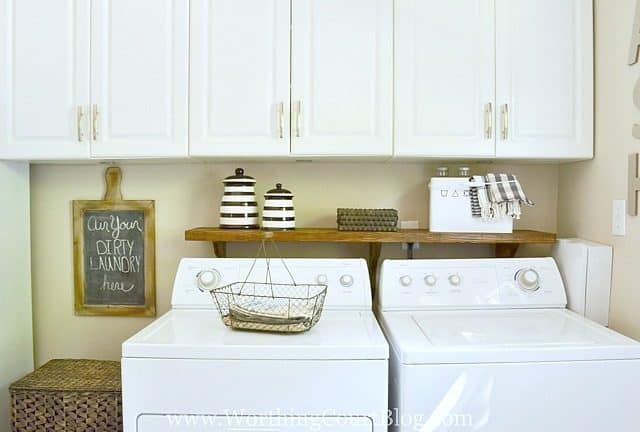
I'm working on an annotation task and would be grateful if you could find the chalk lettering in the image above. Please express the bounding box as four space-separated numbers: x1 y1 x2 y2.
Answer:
100 274 135 294
95 239 135 256
92 255 141 274
83 210 146 306
87 215 143 240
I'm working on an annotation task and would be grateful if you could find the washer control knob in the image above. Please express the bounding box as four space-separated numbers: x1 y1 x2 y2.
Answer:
340 274 354 287
400 275 413 287
448 274 462 286
424 275 438 287
197 269 220 291
316 274 328 285
516 268 540 291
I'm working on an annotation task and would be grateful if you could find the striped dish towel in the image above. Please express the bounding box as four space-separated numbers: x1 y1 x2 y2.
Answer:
469 176 487 217
470 174 534 220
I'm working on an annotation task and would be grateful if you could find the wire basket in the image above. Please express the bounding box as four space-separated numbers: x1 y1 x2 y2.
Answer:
204 240 328 333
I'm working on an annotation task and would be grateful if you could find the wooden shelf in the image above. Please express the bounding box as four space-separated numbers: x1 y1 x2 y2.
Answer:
185 227 556 291
186 227 555 246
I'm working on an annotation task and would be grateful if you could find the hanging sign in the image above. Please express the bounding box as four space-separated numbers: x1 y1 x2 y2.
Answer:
73 167 156 317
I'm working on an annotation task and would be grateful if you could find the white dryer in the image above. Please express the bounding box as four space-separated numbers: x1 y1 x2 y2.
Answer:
377 258 640 432
122 258 389 432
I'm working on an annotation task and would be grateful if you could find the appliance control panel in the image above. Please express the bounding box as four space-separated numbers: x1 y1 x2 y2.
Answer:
172 258 372 310
378 258 567 310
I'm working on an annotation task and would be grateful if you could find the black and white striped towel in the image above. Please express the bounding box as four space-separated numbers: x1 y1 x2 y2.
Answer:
470 174 534 220
469 179 483 217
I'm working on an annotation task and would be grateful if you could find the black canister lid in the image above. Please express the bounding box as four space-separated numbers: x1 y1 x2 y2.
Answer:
265 183 293 196
224 168 256 183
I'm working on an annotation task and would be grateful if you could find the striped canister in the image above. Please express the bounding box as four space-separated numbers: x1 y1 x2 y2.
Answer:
219 168 259 229
262 183 295 230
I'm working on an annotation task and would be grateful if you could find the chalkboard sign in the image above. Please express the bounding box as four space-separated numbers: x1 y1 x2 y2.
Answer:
73 167 156 317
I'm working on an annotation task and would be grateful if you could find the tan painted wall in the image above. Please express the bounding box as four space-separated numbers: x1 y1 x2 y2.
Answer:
558 0 640 339
31 162 557 365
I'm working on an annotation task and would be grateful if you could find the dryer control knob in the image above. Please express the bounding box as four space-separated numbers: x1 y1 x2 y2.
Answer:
516 268 540 291
400 275 413 287
197 269 220 291
316 274 328 285
424 275 437 286
340 274 354 287
448 274 462 286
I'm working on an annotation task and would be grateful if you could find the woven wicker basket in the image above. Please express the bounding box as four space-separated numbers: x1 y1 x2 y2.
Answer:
10 359 122 432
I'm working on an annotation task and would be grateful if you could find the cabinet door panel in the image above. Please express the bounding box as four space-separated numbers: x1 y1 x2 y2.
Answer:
0 0 90 160
291 0 392 156
90 0 188 158
190 0 290 157
496 0 593 159
395 0 495 158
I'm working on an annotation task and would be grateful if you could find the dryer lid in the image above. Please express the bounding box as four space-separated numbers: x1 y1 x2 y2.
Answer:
123 309 389 360
380 308 640 364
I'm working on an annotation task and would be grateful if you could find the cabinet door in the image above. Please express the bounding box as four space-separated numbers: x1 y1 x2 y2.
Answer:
394 0 496 158
190 0 290 157
291 0 392 156
495 0 593 159
90 0 188 158
0 0 90 160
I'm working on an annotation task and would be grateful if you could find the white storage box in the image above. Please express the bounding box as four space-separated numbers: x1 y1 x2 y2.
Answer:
429 177 513 233
552 238 613 327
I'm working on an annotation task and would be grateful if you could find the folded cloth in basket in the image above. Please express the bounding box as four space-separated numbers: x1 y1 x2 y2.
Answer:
470 174 534 220
228 303 312 325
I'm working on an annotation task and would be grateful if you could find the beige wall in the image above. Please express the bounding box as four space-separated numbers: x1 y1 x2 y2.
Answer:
31 161 557 365
558 0 640 339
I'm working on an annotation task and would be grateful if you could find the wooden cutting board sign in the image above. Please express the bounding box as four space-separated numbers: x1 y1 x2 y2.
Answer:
73 167 156 317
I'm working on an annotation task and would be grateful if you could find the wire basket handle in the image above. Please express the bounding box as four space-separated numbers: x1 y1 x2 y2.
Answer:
239 237 298 295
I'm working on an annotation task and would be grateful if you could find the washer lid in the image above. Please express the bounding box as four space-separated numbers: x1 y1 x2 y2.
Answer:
123 310 388 360
380 309 640 364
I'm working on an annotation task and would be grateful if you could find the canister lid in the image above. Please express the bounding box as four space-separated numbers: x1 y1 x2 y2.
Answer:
458 166 471 177
265 183 293 197
224 168 256 184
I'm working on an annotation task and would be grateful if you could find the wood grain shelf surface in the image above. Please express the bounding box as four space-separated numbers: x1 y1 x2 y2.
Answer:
185 227 556 245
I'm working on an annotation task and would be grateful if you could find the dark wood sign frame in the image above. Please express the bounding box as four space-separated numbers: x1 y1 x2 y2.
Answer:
73 167 156 317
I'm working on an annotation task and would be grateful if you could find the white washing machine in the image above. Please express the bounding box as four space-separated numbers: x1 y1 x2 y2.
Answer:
122 258 388 432
377 258 640 432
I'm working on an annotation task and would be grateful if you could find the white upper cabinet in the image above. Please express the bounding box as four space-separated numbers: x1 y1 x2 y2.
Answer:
290 0 393 157
90 0 188 158
1 0 593 161
495 0 593 159
394 0 593 160
395 0 496 158
190 0 291 157
0 0 90 160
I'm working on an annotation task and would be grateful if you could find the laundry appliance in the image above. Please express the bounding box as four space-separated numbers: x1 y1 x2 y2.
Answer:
122 258 389 432
377 258 640 431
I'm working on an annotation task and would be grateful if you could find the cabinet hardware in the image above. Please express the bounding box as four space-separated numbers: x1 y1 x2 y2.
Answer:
278 102 285 139
294 101 302 138
77 106 85 142
501 104 509 140
92 104 99 141
484 102 493 139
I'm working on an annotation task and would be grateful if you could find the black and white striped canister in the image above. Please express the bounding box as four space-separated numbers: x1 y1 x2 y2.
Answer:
262 183 295 231
219 168 259 229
